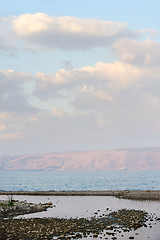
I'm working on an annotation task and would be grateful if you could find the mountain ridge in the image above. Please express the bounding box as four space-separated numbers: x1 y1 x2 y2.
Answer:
0 147 160 171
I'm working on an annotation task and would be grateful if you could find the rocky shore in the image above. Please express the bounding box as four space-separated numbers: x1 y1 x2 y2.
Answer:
0 199 53 218
0 208 155 240
0 191 159 239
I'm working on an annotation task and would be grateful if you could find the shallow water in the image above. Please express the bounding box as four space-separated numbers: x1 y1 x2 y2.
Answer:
0 195 160 240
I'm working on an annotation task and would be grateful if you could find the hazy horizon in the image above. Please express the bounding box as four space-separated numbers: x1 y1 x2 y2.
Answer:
1 146 160 156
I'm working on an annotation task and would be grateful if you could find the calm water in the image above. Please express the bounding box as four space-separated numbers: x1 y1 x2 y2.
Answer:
0 171 160 240
0 194 160 240
0 170 160 191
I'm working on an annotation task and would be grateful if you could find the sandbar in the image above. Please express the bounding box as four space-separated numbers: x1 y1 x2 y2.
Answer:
0 190 160 200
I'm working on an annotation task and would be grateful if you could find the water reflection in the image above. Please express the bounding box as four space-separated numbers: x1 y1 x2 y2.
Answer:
0 195 160 240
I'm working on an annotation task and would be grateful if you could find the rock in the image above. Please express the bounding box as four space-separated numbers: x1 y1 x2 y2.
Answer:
0 199 53 218
0 207 151 239
93 234 98 238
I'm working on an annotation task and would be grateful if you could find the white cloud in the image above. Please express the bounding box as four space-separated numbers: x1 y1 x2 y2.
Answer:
0 132 22 140
113 38 160 65
0 60 160 153
0 124 7 131
35 61 160 101
0 13 139 51
80 85 112 101
0 112 10 119
0 17 17 54
12 13 128 37
0 13 158 58
32 60 160 142
52 108 65 117
0 13 160 153
0 69 36 113
0 111 25 141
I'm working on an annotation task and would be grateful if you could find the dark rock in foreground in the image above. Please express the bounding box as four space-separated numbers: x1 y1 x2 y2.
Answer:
0 200 53 218
0 209 150 240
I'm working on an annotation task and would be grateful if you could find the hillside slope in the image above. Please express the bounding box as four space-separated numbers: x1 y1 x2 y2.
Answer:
0 147 160 171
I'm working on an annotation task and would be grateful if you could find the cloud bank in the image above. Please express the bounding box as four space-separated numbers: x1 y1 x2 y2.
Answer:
0 13 160 153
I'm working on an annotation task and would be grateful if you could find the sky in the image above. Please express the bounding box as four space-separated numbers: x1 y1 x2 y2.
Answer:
0 0 160 154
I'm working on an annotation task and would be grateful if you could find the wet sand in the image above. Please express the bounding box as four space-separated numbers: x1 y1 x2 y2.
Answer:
0 190 160 200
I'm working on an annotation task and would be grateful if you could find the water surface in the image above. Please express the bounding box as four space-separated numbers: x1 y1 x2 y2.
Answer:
0 170 160 191
0 195 160 240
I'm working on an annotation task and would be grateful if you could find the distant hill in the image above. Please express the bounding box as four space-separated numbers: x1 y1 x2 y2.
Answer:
0 147 160 171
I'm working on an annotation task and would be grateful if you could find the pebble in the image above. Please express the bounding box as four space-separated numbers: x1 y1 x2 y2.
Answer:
0 207 152 239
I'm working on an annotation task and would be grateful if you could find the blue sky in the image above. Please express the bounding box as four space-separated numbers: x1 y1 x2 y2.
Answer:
0 0 160 154
1 0 159 28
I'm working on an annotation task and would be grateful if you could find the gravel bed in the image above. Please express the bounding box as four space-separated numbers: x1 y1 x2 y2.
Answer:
0 208 153 240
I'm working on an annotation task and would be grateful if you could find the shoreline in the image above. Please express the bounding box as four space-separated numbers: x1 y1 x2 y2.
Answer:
0 191 159 239
0 190 160 200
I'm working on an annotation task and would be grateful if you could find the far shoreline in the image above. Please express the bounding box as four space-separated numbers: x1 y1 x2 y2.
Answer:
0 190 160 200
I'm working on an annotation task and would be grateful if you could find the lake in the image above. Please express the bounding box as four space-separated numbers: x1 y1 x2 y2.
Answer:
0 170 160 191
